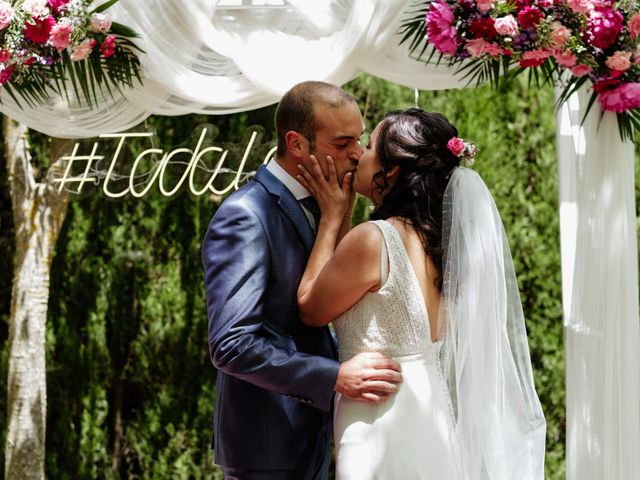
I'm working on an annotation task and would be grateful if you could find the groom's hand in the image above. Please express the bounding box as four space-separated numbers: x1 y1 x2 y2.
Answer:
335 352 402 404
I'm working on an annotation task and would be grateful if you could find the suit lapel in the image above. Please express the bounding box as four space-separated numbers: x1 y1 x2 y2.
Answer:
254 166 315 252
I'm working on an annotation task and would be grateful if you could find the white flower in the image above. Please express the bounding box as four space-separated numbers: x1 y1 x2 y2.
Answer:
89 13 112 33
22 0 49 17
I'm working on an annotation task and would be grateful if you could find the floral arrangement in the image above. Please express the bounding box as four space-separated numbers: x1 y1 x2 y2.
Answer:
448 136 478 164
401 0 640 139
0 0 141 108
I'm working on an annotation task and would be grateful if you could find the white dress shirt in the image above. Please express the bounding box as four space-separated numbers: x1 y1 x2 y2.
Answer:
266 159 316 229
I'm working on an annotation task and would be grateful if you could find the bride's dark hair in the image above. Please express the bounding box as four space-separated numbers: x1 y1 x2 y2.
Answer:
369 108 461 290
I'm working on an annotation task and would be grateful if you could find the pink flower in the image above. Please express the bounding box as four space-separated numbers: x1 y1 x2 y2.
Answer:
494 15 518 36
70 38 96 61
89 13 112 33
629 13 640 39
554 50 577 67
49 22 72 51
598 83 640 113
48 0 68 14
22 0 49 17
476 0 493 13
517 7 544 29
519 48 551 67
0 2 13 30
0 65 14 85
23 15 55 44
537 0 553 7
447 137 465 156
426 1 458 55
567 0 593 14
571 64 592 77
100 34 116 58
465 38 504 57
605 51 632 72
0 49 10 63
587 8 623 50
550 22 571 48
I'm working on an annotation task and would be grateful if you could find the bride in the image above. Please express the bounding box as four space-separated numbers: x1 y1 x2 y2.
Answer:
296 108 546 479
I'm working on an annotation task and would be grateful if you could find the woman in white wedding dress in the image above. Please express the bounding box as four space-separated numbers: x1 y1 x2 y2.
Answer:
297 109 546 480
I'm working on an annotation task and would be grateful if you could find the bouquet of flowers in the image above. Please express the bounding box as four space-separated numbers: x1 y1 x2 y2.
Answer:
401 0 640 139
0 0 141 108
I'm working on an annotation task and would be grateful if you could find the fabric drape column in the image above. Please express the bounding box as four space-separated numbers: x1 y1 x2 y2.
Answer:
556 86 640 480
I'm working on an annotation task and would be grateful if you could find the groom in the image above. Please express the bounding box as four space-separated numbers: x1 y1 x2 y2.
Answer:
203 81 402 479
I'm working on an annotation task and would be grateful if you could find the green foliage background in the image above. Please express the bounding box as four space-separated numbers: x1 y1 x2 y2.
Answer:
1 75 638 478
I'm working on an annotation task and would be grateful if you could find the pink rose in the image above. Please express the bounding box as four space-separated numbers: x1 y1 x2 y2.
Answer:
567 0 593 14
519 48 551 68
447 137 465 156
0 49 10 63
494 15 518 36
0 2 14 30
554 50 577 67
100 34 116 58
571 64 592 77
70 37 96 61
476 0 493 13
605 50 632 72
0 65 14 85
598 82 640 113
49 22 72 51
629 13 640 39
426 1 458 55
550 22 571 48
89 13 112 33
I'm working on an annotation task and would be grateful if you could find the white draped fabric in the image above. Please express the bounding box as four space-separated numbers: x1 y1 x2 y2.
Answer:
556 88 640 480
0 0 638 478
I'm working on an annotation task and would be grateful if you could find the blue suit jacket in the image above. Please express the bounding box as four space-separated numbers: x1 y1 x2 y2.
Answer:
202 165 340 470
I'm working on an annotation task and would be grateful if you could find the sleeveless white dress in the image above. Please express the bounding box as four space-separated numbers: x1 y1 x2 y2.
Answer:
333 220 458 480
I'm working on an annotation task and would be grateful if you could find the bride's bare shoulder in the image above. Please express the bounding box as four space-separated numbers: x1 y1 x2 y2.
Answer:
337 221 383 258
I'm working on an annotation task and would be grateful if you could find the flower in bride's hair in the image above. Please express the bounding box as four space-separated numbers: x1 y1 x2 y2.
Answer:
449 138 478 164
447 137 465 156
448 137 477 165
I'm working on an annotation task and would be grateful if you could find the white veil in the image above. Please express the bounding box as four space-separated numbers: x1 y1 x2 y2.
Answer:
438 167 546 479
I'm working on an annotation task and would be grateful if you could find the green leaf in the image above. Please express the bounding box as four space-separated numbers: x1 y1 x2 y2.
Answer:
91 0 120 14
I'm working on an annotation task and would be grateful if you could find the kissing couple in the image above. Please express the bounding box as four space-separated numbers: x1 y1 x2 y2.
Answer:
203 81 546 480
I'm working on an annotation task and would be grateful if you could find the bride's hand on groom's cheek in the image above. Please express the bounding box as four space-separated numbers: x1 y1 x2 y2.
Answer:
297 155 352 220
335 352 402 404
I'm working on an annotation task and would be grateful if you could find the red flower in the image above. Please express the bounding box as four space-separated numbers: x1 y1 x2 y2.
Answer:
23 15 55 44
515 0 532 7
593 77 622 94
100 34 117 58
517 7 544 29
0 65 14 85
587 7 623 50
0 49 10 64
518 48 552 68
469 17 497 41
48 0 68 14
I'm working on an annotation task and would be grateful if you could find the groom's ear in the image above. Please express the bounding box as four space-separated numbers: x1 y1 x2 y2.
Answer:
386 165 400 179
285 131 305 159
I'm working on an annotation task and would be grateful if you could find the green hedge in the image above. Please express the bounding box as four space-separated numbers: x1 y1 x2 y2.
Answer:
1 74 637 478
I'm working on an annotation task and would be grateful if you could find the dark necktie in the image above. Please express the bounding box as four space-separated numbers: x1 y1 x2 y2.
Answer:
300 196 321 230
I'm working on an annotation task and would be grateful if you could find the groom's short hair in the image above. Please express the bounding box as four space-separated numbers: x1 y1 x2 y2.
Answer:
275 81 356 158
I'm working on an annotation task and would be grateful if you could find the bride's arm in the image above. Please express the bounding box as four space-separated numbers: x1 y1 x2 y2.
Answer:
298 222 382 327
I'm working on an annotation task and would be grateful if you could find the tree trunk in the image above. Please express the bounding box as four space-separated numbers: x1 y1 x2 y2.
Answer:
4 116 72 480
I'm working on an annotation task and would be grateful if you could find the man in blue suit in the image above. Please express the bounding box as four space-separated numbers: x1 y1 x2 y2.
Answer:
203 81 402 479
